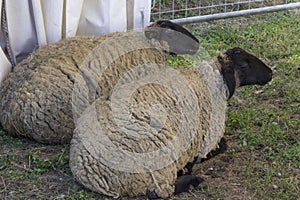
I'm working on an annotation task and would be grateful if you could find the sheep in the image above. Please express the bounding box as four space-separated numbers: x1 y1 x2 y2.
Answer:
69 24 272 199
0 21 199 144
0 20 272 199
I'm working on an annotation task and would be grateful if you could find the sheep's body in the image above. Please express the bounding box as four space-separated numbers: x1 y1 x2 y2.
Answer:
0 36 107 143
0 30 227 198
0 18 272 198
70 66 221 198
69 32 216 198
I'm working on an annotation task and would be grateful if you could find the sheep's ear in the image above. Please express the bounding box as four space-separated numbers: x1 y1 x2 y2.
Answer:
144 20 199 55
227 47 272 87
158 20 199 44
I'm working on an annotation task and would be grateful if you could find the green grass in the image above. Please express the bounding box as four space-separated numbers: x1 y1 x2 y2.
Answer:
25 147 69 174
192 11 300 58
1 10 300 200
188 10 300 200
166 54 193 67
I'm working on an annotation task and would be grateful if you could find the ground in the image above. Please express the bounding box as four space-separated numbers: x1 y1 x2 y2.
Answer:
0 10 299 200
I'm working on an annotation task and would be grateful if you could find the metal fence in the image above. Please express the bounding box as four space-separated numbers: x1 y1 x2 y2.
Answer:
151 0 300 24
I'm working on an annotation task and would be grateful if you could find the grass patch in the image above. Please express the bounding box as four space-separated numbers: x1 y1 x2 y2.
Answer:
166 54 193 67
0 125 25 148
25 147 69 174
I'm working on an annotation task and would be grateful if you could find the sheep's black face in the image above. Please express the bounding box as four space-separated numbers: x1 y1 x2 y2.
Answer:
144 20 199 55
219 47 272 98
227 47 272 86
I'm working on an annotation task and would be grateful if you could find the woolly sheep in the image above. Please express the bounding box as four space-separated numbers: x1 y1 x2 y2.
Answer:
0 21 272 199
69 23 272 199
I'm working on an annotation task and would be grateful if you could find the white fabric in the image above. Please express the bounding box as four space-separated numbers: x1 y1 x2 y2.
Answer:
76 0 127 36
40 0 64 44
0 0 10 87
66 0 84 38
132 0 152 30
6 0 37 63
0 0 151 86
0 49 11 88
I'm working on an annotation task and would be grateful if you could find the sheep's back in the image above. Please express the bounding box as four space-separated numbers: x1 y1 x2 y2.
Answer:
0 35 116 143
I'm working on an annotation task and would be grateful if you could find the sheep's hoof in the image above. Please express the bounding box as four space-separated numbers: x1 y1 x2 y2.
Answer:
147 191 160 199
174 175 204 195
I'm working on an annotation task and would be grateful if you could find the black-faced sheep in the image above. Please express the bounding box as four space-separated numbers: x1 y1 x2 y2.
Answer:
0 21 272 199
69 23 272 199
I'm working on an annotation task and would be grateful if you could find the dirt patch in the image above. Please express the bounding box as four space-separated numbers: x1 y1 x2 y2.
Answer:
0 131 256 200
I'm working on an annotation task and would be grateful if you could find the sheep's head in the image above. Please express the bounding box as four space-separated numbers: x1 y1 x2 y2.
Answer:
218 47 272 98
144 20 199 55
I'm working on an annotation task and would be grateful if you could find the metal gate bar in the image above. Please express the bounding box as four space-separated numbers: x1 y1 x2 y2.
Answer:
151 1 300 24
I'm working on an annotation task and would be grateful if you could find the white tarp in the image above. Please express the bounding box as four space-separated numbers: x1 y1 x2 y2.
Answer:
0 0 151 87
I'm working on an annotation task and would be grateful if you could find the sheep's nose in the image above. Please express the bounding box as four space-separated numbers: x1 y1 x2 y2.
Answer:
266 68 273 80
268 70 273 80
259 73 272 85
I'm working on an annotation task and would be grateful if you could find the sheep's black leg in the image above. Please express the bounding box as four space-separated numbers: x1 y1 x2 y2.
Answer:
200 138 227 162
178 138 227 177
177 138 227 177
173 138 227 196
177 156 198 176
185 156 198 174
147 175 204 198
174 175 204 195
